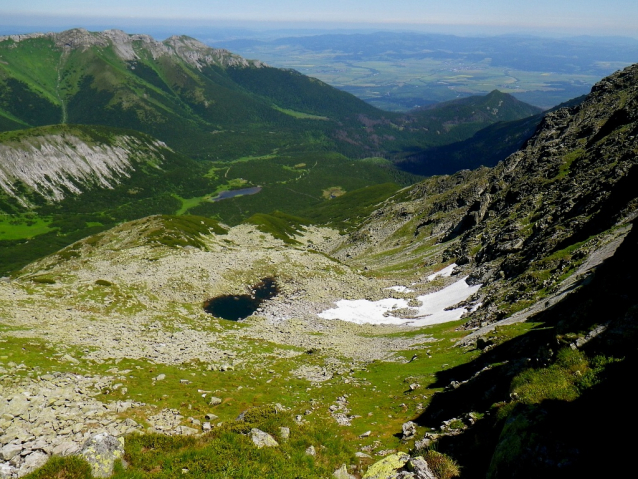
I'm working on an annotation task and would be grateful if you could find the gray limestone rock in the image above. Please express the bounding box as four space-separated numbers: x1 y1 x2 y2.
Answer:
0 444 22 461
175 426 199 436
0 463 16 479
209 397 222 406
402 421 417 440
52 440 80 456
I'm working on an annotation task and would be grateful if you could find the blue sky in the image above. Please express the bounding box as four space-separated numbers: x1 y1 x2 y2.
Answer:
2 0 638 37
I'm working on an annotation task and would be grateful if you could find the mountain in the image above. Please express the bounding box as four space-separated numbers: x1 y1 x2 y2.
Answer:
0 29 542 160
392 90 542 153
396 95 586 176
0 29 386 159
0 28 544 276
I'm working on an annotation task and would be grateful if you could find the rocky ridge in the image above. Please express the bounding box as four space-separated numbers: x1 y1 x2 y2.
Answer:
0 28 261 69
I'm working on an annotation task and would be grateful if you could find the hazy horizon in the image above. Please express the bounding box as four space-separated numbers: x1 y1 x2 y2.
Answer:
1 0 638 40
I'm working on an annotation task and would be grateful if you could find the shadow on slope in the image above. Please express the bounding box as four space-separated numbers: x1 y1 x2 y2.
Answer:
415 217 638 478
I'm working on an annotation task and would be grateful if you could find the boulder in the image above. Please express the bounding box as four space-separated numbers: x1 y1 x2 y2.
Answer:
250 428 278 448
333 464 357 479
0 463 16 479
363 453 410 479
79 433 124 478
18 451 48 476
209 397 222 406
407 456 437 479
402 421 417 440
0 444 22 461
305 445 316 456
52 440 80 456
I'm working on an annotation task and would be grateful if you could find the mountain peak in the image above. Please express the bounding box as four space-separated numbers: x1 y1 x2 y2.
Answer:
0 28 262 69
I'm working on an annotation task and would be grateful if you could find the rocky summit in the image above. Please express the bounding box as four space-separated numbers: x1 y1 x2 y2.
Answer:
0 34 637 479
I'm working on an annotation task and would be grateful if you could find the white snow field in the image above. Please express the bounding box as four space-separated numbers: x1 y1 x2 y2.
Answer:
318 276 481 326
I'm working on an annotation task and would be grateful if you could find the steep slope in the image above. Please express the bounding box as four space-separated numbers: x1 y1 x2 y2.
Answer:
338 65 637 323
396 95 586 177
0 125 171 207
0 29 400 159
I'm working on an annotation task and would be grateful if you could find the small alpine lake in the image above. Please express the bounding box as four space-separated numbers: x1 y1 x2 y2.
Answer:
203 277 279 321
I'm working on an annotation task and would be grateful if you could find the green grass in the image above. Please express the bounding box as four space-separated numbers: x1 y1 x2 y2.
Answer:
0 215 52 240
510 347 619 405
245 211 309 244
300 182 401 229
556 148 584 179
273 105 329 120
144 215 227 249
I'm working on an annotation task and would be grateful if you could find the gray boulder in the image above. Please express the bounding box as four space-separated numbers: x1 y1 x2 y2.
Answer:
402 421 417 440
333 464 357 479
79 433 124 478
407 456 437 479
250 428 278 448
0 444 22 461
19 451 49 476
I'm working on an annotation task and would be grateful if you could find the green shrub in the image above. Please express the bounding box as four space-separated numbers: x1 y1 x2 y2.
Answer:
31 275 56 284
422 450 461 479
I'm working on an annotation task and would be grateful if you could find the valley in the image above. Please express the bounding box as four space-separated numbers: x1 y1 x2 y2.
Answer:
0 26 637 479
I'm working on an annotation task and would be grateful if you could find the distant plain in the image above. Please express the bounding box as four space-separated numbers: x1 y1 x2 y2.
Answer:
216 32 638 109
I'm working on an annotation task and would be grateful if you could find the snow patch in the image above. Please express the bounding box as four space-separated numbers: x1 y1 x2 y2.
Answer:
318 277 481 326
385 285 414 293
427 263 457 281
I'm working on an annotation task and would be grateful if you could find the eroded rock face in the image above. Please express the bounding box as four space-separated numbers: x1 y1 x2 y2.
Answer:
0 133 169 205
